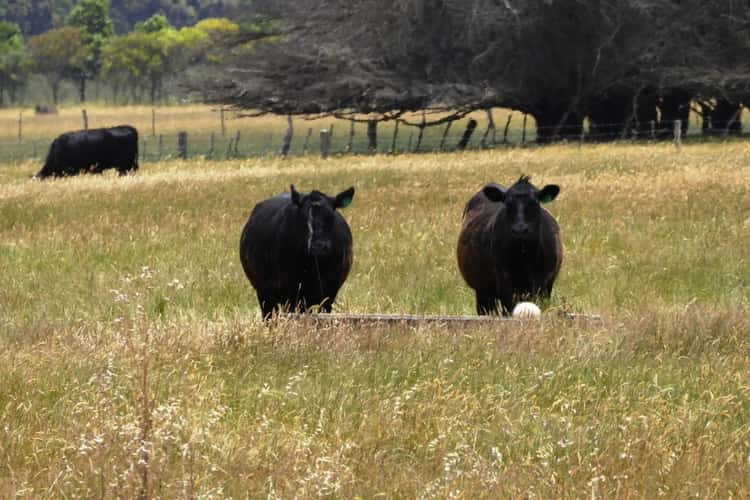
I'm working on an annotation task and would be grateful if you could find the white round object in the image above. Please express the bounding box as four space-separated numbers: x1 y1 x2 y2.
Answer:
512 301 541 319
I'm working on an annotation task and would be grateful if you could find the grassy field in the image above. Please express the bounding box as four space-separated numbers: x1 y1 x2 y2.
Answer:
1 140 750 497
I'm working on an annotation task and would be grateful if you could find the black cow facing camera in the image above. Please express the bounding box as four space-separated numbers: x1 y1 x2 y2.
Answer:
34 125 139 179
457 175 563 315
240 185 355 319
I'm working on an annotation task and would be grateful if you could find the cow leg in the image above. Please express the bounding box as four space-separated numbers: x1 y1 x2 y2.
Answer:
499 291 515 317
302 287 333 313
256 292 276 321
319 296 334 313
475 291 498 315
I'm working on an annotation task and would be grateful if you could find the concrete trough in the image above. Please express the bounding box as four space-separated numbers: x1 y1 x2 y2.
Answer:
282 312 602 327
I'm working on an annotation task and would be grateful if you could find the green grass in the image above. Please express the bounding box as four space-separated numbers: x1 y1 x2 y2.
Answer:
1 142 750 497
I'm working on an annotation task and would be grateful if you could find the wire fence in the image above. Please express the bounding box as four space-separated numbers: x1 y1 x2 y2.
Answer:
0 107 746 165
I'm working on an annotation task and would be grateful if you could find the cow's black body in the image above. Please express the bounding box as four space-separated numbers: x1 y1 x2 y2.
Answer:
35 125 139 179
457 176 563 315
239 185 355 319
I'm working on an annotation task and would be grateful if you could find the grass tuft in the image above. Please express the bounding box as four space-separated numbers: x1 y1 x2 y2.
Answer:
2 140 750 496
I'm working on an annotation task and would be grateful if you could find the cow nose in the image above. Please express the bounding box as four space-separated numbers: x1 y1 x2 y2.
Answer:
511 224 529 237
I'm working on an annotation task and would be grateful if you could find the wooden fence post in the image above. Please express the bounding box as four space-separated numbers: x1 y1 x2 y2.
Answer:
178 131 188 159
220 108 226 136
439 121 452 151
208 132 215 158
503 114 513 144
233 130 240 157
725 108 742 136
649 120 656 140
320 129 331 159
457 119 477 150
367 120 377 153
142 138 147 162
151 108 156 136
489 109 498 145
302 127 313 154
17 111 22 142
158 134 163 160
345 120 355 153
415 124 426 152
521 114 527 145
82 109 88 130
280 114 293 157
674 119 682 150
481 109 496 148
390 120 400 154
414 111 426 152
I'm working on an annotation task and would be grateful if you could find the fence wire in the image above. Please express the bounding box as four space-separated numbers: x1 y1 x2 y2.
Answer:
0 110 745 166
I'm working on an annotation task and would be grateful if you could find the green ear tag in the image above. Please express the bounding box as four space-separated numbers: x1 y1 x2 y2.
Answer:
540 194 554 204
340 197 352 208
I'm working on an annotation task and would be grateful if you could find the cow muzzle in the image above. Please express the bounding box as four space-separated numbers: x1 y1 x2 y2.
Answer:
510 224 530 238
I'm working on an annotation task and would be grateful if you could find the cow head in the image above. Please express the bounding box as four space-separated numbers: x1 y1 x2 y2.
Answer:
483 175 559 239
290 185 355 256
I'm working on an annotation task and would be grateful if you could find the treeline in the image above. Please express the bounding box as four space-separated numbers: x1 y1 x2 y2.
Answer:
202 0 750 142
0 0 276 36
0 0 268 106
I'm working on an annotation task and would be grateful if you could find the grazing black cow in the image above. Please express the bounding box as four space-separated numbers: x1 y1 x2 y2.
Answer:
457 175 563 315
34 104 58 115
34 125 139 179
239 185 355 319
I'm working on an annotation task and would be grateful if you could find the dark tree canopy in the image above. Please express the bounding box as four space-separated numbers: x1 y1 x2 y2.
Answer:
201 0 750 141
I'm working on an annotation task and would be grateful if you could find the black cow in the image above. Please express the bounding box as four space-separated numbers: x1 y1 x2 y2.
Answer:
34 125 139 179
34 104 58 115
457 175 563 315
239 185 355 319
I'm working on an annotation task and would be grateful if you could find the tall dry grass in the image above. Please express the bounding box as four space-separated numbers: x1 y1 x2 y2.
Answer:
1 141 749 497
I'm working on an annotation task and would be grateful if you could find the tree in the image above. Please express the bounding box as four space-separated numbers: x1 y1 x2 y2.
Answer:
0 22 29 106
100 30 164 103
27 26 90 104
200 0 667 140
65 0 114 102
0 0 62 37
135 13 171 34
108 0 199 32
193 17 240 63
200 0 750 143
100 15 213 104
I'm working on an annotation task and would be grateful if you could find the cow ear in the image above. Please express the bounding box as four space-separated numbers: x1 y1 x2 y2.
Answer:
290 184 301 205
538 185 560 204
334 186 355 209
483 185 505 202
